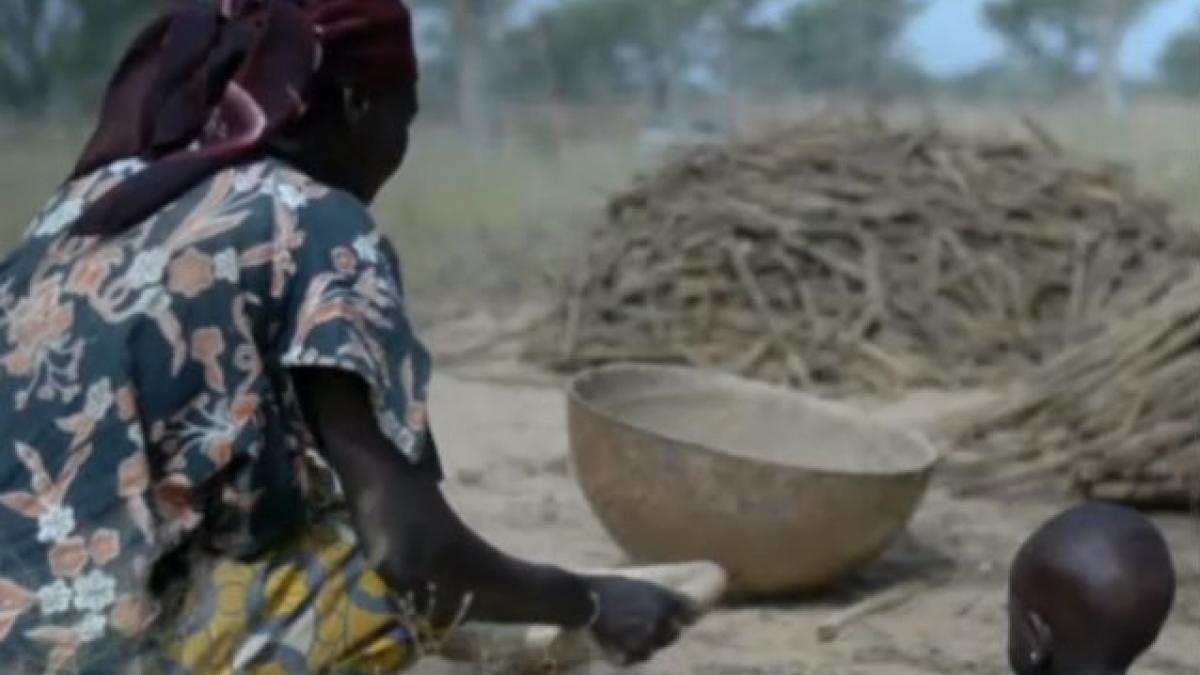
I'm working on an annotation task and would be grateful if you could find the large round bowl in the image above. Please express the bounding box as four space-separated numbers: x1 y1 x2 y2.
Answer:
567 364 940 596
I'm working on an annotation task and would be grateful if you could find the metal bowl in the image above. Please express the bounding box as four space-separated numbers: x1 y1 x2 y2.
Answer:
566 364 939 596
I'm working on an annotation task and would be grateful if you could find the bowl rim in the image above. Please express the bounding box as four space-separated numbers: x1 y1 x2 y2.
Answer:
565 363 942 479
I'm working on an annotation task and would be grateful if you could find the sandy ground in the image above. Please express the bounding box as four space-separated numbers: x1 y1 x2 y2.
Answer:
409 316 1199 674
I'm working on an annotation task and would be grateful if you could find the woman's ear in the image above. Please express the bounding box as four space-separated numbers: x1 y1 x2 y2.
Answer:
341 86 373 128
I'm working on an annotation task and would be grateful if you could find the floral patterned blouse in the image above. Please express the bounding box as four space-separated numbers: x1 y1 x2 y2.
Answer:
0 158 436 671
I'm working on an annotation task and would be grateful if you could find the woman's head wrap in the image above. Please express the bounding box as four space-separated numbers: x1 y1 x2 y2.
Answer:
70 0 417 236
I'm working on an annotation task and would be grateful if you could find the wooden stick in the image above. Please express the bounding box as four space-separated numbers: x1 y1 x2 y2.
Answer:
817 580 929 643
559 280 585 361
440 562 728 668
726 243 813 387
1019 114 1063 155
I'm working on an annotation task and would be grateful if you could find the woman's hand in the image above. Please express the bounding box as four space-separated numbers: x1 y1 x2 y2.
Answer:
586 575 696 665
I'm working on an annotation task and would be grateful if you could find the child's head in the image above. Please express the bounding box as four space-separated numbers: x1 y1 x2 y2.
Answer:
1007 503 1176 675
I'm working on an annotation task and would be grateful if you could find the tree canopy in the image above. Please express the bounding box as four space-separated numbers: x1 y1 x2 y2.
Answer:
983 0 1162 112
0 0 158 114
0 0 1186 124
780 0 926 98
1158 16 1200 97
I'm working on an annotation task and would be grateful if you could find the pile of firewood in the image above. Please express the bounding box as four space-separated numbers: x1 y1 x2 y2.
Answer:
526 119 1187 396
953 266 1199 508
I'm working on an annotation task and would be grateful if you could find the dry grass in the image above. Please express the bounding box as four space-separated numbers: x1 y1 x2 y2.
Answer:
0 120 646 304
0 120 90 246
372 125 646 301
2 99 1196 303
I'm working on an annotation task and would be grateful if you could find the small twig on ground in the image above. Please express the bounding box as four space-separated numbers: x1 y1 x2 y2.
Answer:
817 580 931 643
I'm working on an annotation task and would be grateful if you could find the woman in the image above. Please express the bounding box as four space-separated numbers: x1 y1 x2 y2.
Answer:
0 1 691 672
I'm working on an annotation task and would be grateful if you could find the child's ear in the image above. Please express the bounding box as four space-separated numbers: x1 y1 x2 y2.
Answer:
1022 611 1053 667
1009 600 1053 673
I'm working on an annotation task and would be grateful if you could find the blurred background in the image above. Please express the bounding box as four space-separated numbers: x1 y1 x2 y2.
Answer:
1 0 1197 308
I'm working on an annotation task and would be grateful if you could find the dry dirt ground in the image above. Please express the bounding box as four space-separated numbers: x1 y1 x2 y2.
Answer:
411 317 1199 675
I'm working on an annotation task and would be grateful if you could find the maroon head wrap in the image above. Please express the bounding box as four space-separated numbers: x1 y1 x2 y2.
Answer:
70 0 418 236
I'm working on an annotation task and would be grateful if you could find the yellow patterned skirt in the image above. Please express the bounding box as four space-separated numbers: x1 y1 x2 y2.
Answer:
159 520 443 674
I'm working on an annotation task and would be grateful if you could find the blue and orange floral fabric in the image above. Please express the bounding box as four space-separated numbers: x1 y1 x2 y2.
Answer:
0 157 436 672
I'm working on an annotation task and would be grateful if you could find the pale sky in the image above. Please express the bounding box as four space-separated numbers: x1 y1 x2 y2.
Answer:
903 0 1198 79
511 0 1198 81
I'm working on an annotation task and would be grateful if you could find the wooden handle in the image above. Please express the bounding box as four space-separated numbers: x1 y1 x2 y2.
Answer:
439 561 727 668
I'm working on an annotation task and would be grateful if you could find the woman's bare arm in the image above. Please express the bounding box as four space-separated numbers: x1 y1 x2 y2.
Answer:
292 367 599 629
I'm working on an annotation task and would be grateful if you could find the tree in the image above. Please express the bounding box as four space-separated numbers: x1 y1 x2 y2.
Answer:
501 0 654 104
1159 16 1200 97
710 0 784 128
984 0 1162 115
410 0 515 142
984 0 1090 92
1093 0 1159 115
0 0 160 115
59 0 160 102
779 0 926 101
499 0 718 127
0 0 75 113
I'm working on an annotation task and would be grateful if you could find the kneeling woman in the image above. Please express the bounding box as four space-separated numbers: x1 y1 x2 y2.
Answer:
0 1 690 672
